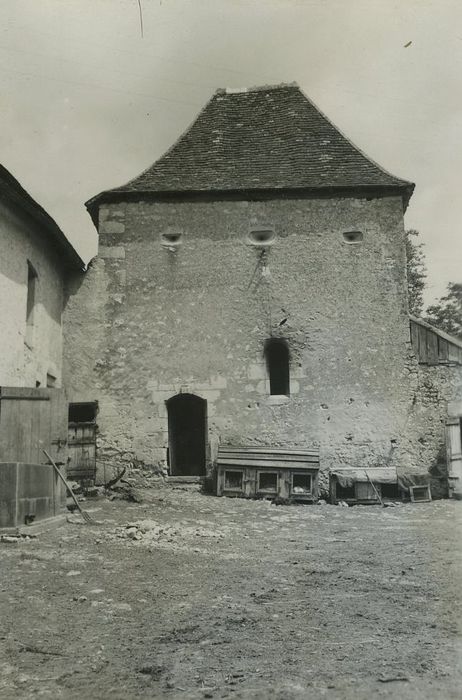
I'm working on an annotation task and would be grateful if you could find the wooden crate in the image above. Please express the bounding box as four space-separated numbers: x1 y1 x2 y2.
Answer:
216 446 319 502
409 484 432 503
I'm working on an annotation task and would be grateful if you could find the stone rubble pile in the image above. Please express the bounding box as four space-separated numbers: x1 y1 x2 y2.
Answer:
110 519 225 545
0 534 36 544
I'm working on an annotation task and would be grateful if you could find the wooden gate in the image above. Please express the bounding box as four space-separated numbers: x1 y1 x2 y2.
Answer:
0 387 68 465
447 417 462 498
67 402 97 482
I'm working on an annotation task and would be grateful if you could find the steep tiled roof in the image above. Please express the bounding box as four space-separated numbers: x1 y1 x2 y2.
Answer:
0 164 84 270
87 83 413 216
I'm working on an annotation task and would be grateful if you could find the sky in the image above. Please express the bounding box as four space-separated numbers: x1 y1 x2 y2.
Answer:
0 0 460 305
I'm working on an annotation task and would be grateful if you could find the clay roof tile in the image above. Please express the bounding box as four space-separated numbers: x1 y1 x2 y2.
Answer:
87 83 414 220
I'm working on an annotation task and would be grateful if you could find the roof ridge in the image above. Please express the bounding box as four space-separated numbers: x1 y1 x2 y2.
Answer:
217 82 299 95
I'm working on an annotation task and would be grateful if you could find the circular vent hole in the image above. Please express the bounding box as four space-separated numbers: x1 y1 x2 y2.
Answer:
248 228 276 246
343 230 363 243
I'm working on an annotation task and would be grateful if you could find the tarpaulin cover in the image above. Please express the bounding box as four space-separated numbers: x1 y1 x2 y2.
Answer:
397 473 430 490
331 467 398 488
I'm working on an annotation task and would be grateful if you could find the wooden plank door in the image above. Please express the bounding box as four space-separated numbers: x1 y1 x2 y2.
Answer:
67 423 96 482
0 387 52 463
0 387 68 511
0 386 68 462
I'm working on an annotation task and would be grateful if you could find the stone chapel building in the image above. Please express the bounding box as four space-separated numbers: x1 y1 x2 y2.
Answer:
63 83 462 498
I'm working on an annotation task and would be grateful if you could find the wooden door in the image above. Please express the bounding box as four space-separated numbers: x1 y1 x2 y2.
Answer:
447 417 462 498
0 387 67 465
67 423 96 482
167 394 207 476
0 387 68 512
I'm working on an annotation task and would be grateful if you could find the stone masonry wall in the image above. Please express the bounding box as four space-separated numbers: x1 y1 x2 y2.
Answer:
62 194 459 492
65 191 430 486
403 357 462 498
0 199 65 387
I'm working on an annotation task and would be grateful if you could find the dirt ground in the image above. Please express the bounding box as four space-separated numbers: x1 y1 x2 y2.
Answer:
1 485 462 700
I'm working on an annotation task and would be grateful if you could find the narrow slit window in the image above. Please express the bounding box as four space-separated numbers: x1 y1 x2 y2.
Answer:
265 339 290 396
25 261 38 346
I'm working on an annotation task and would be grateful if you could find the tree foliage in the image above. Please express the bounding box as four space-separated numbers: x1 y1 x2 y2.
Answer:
425 283 462 340
405 229 461 339
405 229 427 317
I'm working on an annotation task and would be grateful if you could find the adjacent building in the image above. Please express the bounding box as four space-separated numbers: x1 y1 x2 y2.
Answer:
0 163 84 388
0 164 85 525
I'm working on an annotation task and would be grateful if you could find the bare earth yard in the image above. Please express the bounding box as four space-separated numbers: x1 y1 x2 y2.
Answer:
1 487 461 699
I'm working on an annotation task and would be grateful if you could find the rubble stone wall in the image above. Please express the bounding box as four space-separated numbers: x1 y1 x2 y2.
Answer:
403 360 462 498
0 199 64 387
63 195 460 493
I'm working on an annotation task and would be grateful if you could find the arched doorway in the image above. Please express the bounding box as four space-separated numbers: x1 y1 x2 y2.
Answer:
167 394 207 476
